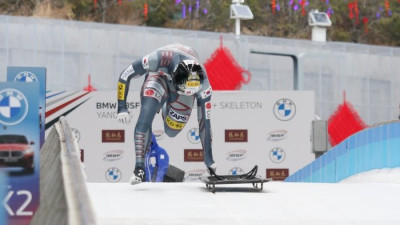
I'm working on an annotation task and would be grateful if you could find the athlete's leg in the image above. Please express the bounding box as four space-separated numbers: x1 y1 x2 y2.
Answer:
134 97 160 170
130 74 169 185
162 95 194 138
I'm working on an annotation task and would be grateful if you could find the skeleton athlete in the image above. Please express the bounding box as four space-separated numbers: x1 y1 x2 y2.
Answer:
116 43 216 185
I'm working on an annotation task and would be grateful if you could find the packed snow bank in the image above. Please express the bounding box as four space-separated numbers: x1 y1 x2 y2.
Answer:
341 167 400 183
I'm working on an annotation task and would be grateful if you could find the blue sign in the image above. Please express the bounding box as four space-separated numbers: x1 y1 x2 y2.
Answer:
0 82 40 225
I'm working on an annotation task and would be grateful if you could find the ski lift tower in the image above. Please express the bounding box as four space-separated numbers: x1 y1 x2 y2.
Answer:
230 0 253 39
308 10 332 42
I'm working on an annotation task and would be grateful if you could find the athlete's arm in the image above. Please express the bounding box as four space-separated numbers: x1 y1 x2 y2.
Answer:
117 51 160 113
196 78 215 167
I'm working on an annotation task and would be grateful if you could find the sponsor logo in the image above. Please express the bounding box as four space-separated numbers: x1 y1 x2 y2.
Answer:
142 56 149 69
105 167 122 182
169 109 188 123
103 150 124 161
96 102 140 109
187 128 200 144
166 116 185 130
71 127 81 142
269 147 286 163
186 80 200 87
117 82 125 100
184 169 206 181
201 87 212 99
184 149 204 162
205 101 211 119
226 149 247 161
229 167 245 175
273 98 296 121
143 88 162 102
0 88 29 126
147 81 165 96
153 130 165 140
225 129 248 142
266 168 289 181
120 65 134 81
14 71 39 82
218 101 262 109
267 130 288 142
102 130 125 142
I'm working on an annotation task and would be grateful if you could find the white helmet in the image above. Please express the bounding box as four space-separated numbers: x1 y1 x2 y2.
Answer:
173 60 203 96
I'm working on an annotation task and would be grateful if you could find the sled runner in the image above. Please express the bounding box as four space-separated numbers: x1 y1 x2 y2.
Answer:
199 165 271 193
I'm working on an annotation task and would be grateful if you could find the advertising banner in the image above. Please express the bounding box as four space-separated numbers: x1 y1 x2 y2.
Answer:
0 82 40 225
63 91 315 183
7 67 46 148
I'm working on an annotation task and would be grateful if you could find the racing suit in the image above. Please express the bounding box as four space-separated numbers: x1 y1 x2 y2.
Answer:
117 43 215 173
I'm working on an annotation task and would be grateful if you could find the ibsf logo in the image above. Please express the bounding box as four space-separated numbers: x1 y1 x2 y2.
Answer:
226 149 247 161
103 150 124 161
187 128 200 144
105 167 122 182
273 98 296 121
269 147 286 163
0 89 29 126
14 71 39 83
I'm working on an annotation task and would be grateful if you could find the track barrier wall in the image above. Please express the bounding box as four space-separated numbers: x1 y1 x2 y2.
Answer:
30 117 96 225
285 120 400 183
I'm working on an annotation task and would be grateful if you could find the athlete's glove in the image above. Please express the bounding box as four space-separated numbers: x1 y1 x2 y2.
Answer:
117 112 131 124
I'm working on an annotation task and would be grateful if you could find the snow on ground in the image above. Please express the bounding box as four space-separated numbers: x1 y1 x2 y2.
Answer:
86 168 400 225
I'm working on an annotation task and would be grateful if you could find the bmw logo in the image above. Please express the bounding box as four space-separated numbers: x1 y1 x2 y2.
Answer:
273 98 296 121
229 167 245 175
0 89 29 126
269 147 286 163
187 128 200 144
105 167 122 182
14 71 39 83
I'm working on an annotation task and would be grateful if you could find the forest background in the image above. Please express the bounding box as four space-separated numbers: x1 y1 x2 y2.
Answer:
1 0 400 46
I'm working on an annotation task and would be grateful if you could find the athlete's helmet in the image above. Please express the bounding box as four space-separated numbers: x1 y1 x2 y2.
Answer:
173 59 204 96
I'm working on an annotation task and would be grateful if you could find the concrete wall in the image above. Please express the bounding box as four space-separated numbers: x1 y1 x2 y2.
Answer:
0 15 399 125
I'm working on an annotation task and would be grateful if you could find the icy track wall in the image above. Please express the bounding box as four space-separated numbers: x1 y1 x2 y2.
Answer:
30 117 96 225
285 120 400 183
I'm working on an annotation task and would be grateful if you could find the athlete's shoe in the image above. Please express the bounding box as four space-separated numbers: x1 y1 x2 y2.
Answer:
129 167 145 185
207 163 217 174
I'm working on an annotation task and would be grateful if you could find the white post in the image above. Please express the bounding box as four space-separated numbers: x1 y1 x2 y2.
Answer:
235 18 240 39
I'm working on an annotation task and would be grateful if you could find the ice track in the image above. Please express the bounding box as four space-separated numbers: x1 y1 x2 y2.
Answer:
87 179 400 225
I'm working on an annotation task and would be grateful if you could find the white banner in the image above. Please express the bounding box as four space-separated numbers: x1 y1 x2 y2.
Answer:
65 91 315 182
